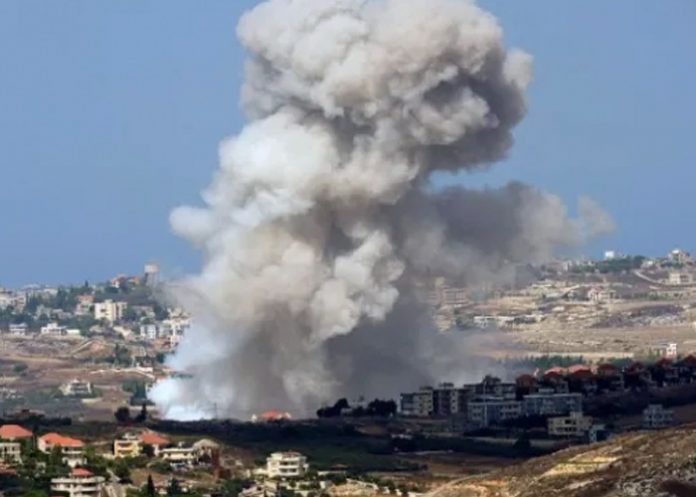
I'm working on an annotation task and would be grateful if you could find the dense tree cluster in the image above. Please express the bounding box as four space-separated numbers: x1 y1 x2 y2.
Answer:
317 398 397 418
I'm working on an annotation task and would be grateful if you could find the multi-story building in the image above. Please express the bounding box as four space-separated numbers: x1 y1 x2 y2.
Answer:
401 384 470 418
140 324 159 340
160 443 197 466
400 387 434 417
432 383 470 417
467 376 517 400
467 399 522 428
266 451 309 479
0 441 21 463
38 433 86 467
114 433 142 458
547 412 593 437
51 468 105 497
643 404 674 429
160 316 191 335
522 393 583 417
93 300 127 323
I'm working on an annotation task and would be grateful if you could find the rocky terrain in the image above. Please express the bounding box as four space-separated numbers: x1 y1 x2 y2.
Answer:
430 425 696 497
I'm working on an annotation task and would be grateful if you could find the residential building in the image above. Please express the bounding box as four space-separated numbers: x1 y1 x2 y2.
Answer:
547 412 593 437
596 364 624 391
60 379 93 397
192 439 220 460
266 451 309 479
432 383 469 416
466 399 522 428
93 299 127 323
522 393 583 417
668 248 693 265
401 378 513 418
643 404 674 429
140 324 159 340
160 316 190 335
668 272 692 285
51 468 105 497
74 295 94 316
161 443 197 466
38 433 86 467
114 433 142 458
400 387 434 417
0 442 21 463
40 322 66 336
139 432 170 456
0 292 13 310
0 424 33 441
7 323 28 337
663 343 678 360
467 376 517 400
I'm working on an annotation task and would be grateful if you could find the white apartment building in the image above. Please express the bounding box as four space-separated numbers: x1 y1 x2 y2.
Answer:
8 323 28 336
0 292 13 310
467 400 522 428
60 379 93 397
266 451 309 479
643 404 674 429
51 468 105 497
547 412 593 437
0 441 21 463
40 322 67 336
668 272 693 286
522 393 583 417
400 387 435 417
140 323 159 340
160 443 197 466
93 300 127 323
160 316 190 335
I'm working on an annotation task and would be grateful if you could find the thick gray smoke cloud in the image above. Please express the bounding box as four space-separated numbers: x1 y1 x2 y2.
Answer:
150 0 612 420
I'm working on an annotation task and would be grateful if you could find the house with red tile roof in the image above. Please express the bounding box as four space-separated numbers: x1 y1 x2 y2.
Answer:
38 433 86 468
139 432 170 455
51 467 105 497
0 424 33 440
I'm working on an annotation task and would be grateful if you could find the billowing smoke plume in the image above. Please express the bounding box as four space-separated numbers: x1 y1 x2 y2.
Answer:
150 0 612 419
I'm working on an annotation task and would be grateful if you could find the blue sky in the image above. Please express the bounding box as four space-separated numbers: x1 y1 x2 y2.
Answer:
0 1 694 287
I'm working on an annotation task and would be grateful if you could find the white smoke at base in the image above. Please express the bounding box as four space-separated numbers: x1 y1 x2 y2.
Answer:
149 0 613 420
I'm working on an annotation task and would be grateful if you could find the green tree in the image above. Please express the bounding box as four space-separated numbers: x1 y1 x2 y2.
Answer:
114 459 132 483
134 403 148 423
167 478 182 496
141 444 155 458
114 406 132 424
145 474 156 497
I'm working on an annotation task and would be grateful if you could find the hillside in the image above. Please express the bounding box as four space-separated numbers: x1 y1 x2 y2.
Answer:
431 425 696 497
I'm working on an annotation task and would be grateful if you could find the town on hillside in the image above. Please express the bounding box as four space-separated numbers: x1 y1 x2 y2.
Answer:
4 250 696 495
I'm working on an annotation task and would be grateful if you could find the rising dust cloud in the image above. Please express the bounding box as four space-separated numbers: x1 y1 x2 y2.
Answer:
149 0 612 420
